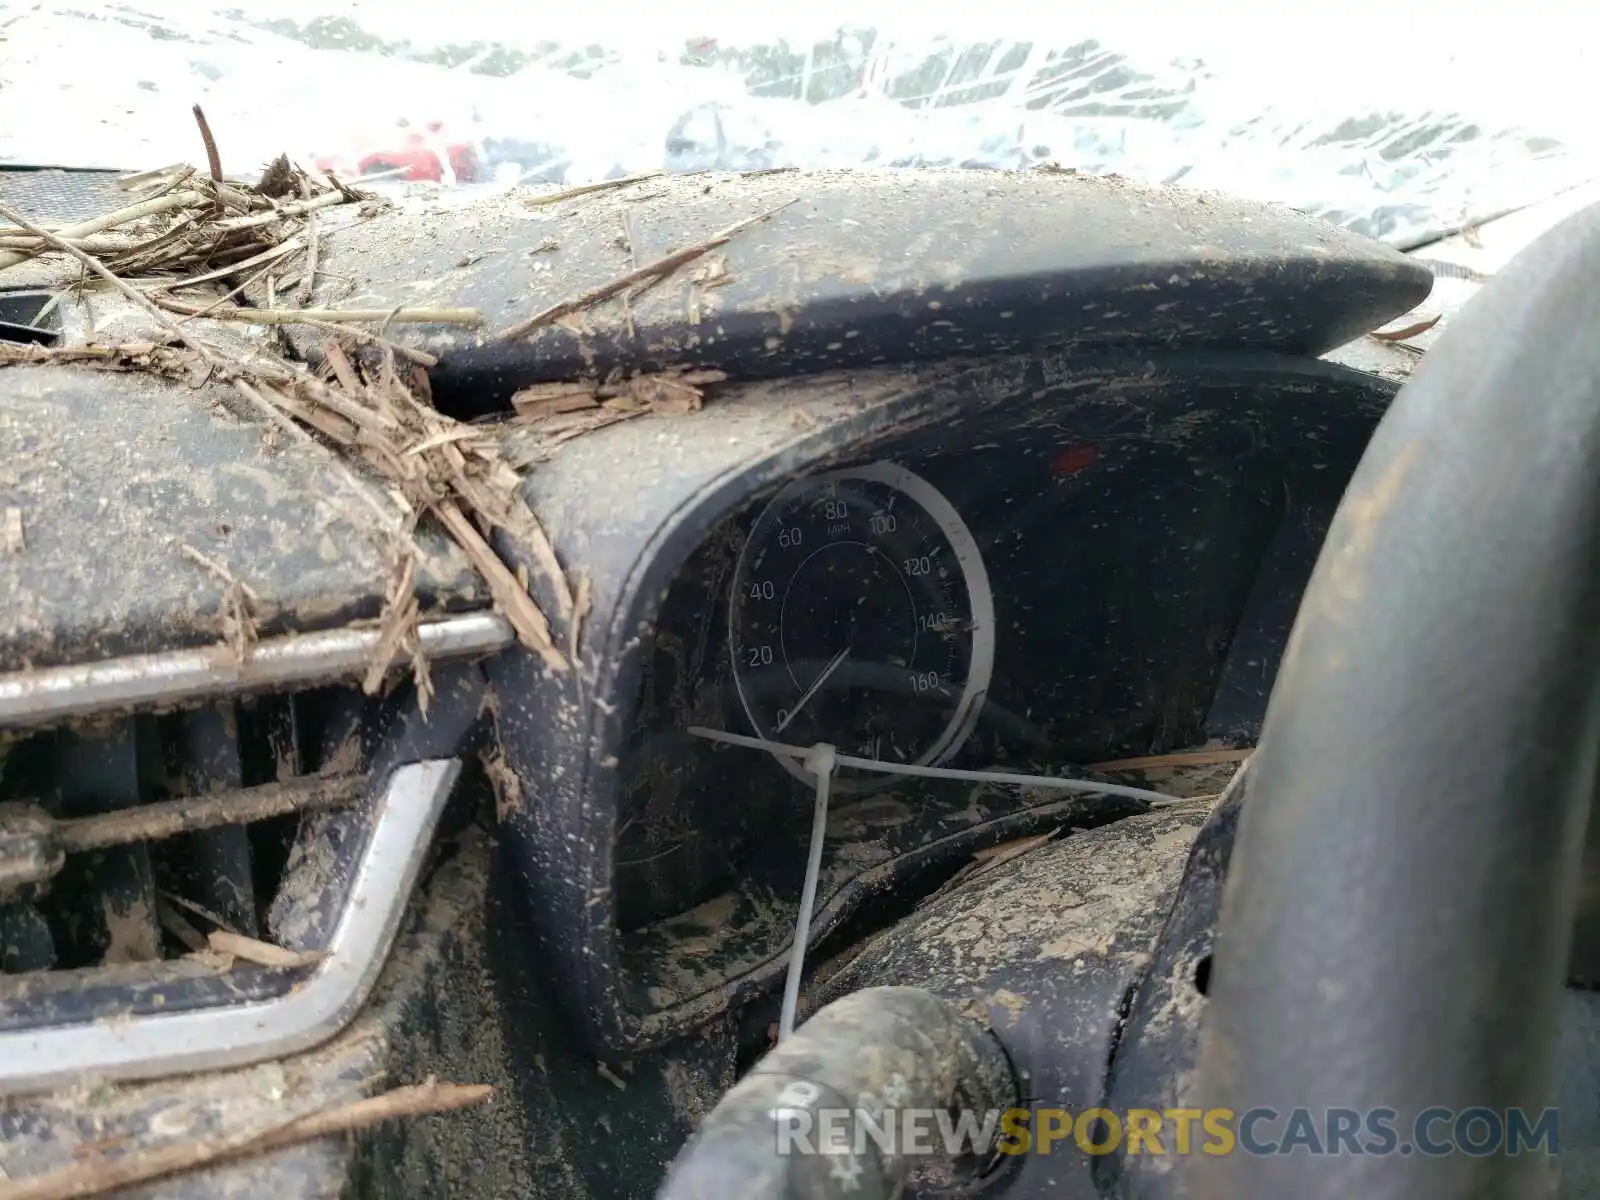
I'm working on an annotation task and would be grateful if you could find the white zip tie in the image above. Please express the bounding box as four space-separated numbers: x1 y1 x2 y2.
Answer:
693 725 1197 1043
686 726 1188 807
778 742 836 1041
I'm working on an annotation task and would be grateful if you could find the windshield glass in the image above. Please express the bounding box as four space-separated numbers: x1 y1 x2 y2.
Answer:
2 0 1595 246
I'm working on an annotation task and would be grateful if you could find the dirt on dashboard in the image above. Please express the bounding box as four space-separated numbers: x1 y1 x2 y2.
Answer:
0 117 780 696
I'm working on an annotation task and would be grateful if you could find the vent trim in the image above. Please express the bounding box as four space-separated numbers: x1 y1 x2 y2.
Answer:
0 291 62 347
0 758 459 1096
0 612 512 731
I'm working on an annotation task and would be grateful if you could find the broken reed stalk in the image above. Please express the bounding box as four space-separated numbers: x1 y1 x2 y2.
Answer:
172 256 287 324
307 339 570 671
493 199 797 341
298 175 321 304
191 104 225 186
0 1080 493 1200
212 188 359 231
115 161 191 190
157 300 483 327
149 235 306 291
206 928 323 969
433 500 563 671
0 190 208 274
519 169 663 208
0 233 149 253
0 344 145 366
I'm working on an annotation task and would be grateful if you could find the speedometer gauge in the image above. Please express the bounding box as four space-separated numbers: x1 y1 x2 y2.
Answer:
728 461 995 790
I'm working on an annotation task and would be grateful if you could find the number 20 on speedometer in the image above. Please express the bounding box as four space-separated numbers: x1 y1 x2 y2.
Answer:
728 461 995 790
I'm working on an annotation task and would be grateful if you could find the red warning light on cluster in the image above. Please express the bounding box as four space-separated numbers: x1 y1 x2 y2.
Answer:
1049 444 1100 477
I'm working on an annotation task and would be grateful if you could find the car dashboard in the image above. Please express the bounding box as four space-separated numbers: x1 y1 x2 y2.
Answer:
0 162 1442 1199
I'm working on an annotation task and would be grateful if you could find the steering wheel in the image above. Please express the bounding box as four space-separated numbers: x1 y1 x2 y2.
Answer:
1192 200 1600 1197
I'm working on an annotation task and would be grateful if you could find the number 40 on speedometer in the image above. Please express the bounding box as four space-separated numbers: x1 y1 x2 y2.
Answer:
727 460 995 791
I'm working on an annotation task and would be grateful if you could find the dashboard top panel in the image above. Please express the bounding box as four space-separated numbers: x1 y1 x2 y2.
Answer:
289 168 1431 405
0 364 486 673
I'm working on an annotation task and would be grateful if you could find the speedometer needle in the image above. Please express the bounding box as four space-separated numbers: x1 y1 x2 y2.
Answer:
774 646 851 734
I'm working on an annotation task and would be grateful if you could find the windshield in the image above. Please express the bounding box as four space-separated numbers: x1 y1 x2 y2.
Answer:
2 0 1596 247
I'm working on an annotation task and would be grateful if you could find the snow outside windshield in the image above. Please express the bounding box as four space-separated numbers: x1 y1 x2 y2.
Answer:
1 0 1596 247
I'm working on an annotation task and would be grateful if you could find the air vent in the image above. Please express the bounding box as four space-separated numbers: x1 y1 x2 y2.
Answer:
0 656 483 1096
0 292 61 348
0 687 365 974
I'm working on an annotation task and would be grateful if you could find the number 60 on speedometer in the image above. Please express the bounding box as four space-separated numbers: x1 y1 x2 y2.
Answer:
727 461 995 790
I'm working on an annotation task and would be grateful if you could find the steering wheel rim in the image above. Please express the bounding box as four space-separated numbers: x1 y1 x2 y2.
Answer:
1192 201 1600 1198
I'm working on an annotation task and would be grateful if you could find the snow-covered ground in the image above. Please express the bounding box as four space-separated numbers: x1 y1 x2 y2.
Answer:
1 0 1596 246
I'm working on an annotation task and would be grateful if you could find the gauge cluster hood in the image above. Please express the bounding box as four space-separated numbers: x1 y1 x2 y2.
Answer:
483 346 1401 1052
284 168 1432 411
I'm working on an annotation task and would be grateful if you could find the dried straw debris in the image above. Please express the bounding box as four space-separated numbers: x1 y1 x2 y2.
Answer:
0 153 570 677
0 122 772 685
